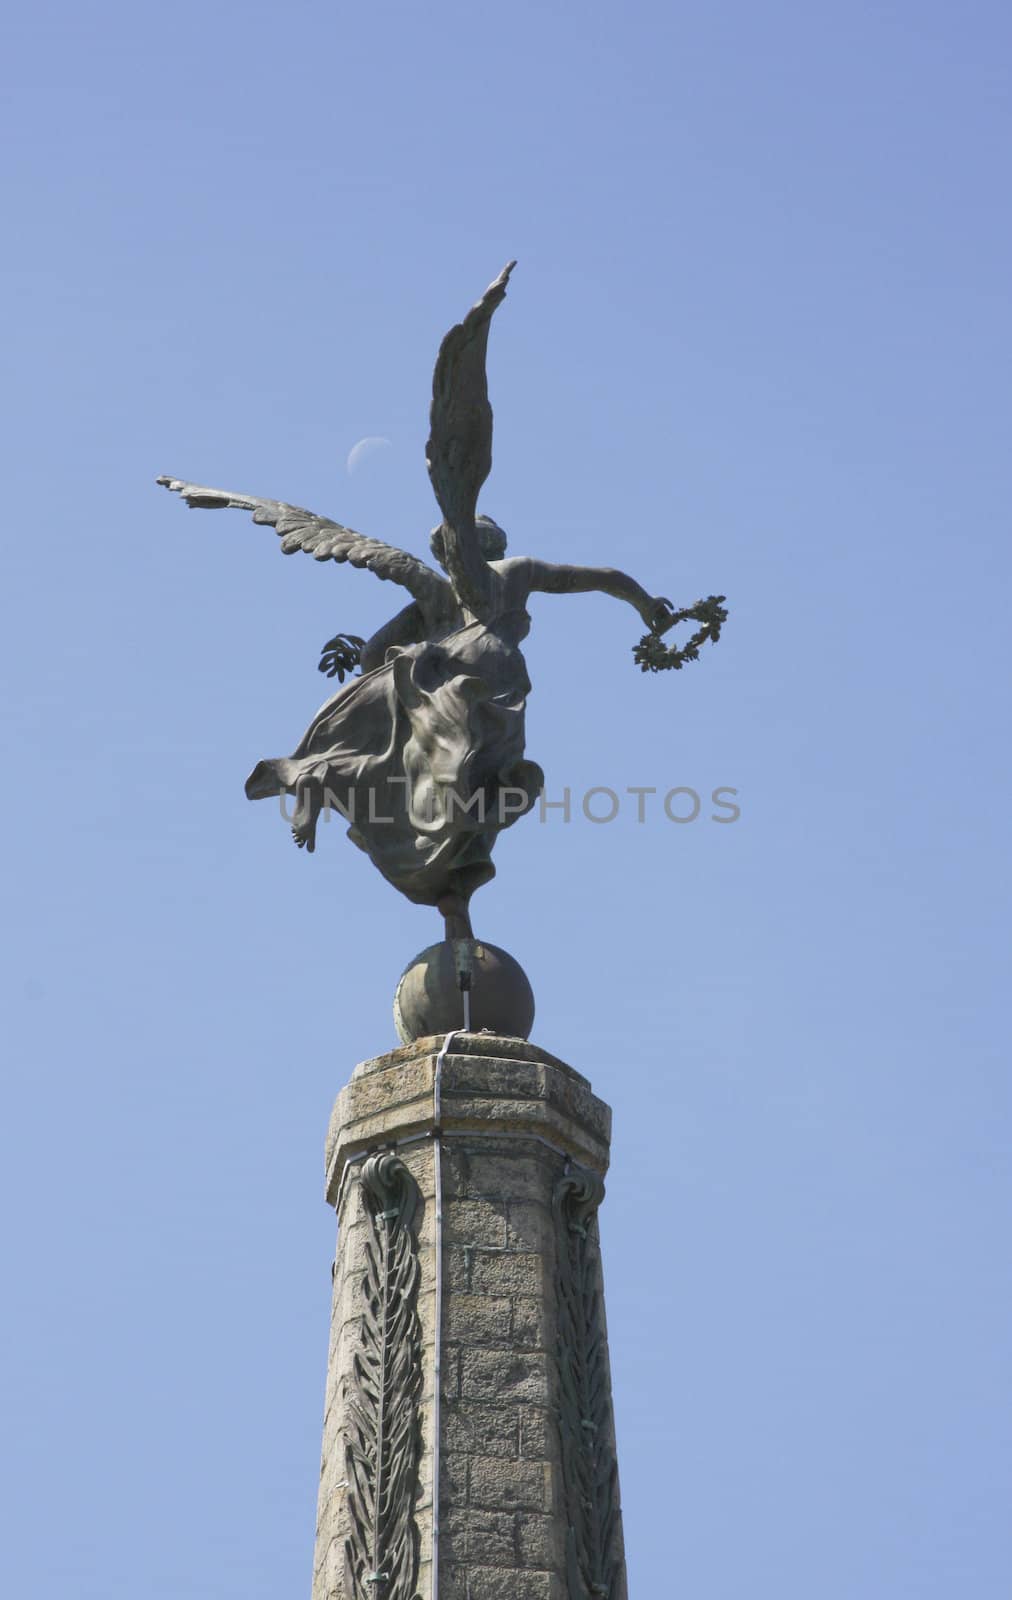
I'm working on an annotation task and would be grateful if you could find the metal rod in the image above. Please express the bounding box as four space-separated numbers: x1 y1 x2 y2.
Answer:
430 1030 457 1600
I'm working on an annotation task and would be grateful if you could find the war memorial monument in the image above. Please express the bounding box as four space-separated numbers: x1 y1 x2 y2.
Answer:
160 263 726 1600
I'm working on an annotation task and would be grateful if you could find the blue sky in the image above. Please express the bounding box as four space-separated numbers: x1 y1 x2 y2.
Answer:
2 1 1010 1595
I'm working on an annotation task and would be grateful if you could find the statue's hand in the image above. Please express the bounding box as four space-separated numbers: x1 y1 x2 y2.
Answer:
318 632 366 681
641 595 676 634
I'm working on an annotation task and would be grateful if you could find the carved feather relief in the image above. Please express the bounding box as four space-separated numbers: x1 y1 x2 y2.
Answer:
554 1169 622 1600
344 1154 424 1600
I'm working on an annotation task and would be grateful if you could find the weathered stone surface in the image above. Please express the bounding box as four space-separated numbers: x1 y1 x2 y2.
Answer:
459 1347 553 1406
325 1037 610 1202
443 1293 512 1343
511 1294 551 1349
467 1456 552 1512
312 1033 627 1600
468 1249 548 1301
441 1568 560 1600
443 1197 509 1248
504 1199 555 1253
443 1401 520 1460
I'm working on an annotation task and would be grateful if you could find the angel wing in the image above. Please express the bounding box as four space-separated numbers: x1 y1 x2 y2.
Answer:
156 477 451 615
425 261 515 617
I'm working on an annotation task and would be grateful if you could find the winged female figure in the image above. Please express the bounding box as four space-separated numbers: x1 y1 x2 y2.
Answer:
159 263 718 936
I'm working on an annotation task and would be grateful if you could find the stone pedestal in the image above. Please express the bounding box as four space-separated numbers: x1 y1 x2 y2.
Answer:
313 1032 628 1600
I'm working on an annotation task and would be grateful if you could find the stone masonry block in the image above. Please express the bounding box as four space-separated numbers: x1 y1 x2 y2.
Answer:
443 1196 509 1248
443 1508 515 1566
440 1451 468 1507
467 1456 552 1513
520 1405 561 1462
510 1295 551 1349
443 1293 512 1344
445 1145 557 1201
504 1199 555 1253
469 1249 545 1298
442 1400 520 1459
446 1243 475 1292
455 1569 557 1600
459 1348 552 1406
516 1511 565 1570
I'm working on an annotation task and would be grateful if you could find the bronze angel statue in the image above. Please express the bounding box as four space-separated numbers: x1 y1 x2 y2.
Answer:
159 263 724 938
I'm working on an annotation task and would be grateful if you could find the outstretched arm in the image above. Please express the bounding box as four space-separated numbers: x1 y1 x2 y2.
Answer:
520 559 675 632
318 603 426 680
358 603 426 673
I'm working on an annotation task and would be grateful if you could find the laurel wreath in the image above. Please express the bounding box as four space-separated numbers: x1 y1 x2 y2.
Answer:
633 594 728 673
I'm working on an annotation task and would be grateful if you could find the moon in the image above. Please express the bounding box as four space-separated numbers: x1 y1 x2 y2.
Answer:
346 435 392 475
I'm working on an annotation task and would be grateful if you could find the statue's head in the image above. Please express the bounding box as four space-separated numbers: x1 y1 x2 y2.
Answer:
430 515 508 570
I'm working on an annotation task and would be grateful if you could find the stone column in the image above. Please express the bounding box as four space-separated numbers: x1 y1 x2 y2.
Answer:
313 1032 628 1600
